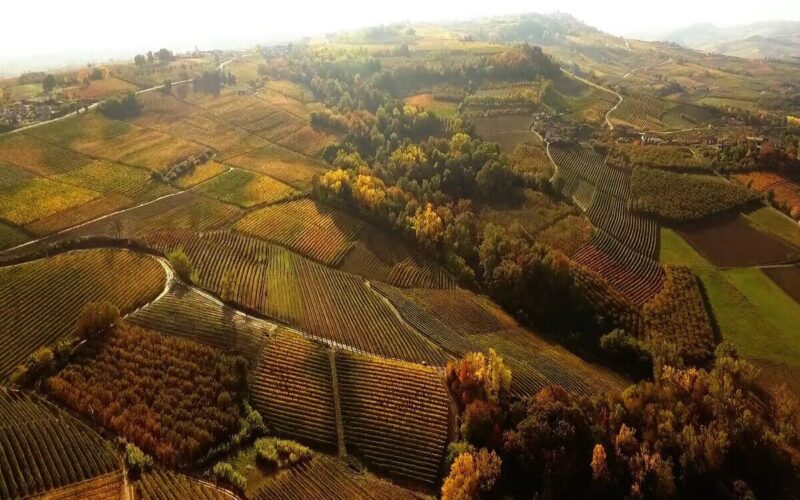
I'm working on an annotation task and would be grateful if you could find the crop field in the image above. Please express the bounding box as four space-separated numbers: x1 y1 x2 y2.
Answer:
47 324 244 466
245 110 306 142
226 144 328 190
587 191 658 258
23 193 131 236
141 229 450 365
135 468 230 500
234 198 364 266
250 330 338 449
573 230 665 305
678 214 800 267
618 144 717 172
132 91 197 127
257 88 320 121
252 454 415 500
0 133 93 176
0 249 165 378
128 282 270 370
0 161 34 189
198 168 299 208
550 143 630 200
744 206 800 249
545 75 618 123
0 388 122 499
0 177 99 226
61 76 137 100
608 93 668 131
642 265 716 364
472 115 539 152
263 80 317 104
763 266 800 305
339 227 455 289
404 93 459 118
336 351 449 486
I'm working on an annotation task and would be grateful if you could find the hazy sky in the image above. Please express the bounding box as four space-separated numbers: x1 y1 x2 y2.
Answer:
2 0 799 72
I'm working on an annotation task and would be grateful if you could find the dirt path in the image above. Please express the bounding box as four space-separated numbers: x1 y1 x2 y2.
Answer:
561 69 623 130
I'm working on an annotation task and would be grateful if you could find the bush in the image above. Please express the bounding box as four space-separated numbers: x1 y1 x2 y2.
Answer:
168 247 198 284
98 92 143 120
125 443 153 477
254 438 312 469
210 462 246 491
76 301 120 340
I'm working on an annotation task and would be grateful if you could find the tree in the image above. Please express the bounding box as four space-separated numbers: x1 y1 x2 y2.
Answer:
476 160 519 201
89 68 103 81
157 48 174 61
134 54 146 66
98 92 143 120
42 74 57 92
161 79 173 95
76 302 120 340
441 449 502 500
168 247 198 284
146 51 155 64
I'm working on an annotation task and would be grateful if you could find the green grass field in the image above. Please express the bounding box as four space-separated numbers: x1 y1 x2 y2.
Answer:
660 228 800 366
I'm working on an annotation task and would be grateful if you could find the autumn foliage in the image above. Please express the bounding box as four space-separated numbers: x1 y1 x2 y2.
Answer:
46 324 246 467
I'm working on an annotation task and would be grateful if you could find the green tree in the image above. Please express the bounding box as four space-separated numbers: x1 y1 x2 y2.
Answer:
168 247 198 284
134 54 146 66
42 74 57 91
161 79 173 95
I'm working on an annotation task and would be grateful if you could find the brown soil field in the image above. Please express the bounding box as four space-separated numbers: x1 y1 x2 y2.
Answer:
678 214 800 267
763 266 800 305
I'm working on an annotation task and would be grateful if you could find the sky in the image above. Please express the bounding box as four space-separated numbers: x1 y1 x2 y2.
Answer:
2 0 799 74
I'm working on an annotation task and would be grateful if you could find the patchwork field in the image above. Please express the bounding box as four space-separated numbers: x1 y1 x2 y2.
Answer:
472 114 539 152
763 266 800 305
404 93 459 118
134 468 232 500
0 248 165 379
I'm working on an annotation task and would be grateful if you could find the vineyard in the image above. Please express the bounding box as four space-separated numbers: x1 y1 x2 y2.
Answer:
550 143 630 200
0 387 122 499
173 161 228 189
55 159 177 203
250 330 338 449
587 191 659 258
0 249 165 379
733 171 800 218
135 468 232 500
234 198 364 266
128 282 270 370
197 168 300 208
507 143 555 181
335 351 450 486
339 227 455 289
277 125 338 157
572 230 665 305
0 133 93 175
0 177 99 226
607 93 668 131
46 324 244 467
226 144 328 190
37 471 124 500
252 454 414 500
141 229 450 365
370 282 629 397
642 265 716 365
630 167 760 222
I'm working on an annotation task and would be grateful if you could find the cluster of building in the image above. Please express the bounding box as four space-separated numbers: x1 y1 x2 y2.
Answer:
0 97 69 129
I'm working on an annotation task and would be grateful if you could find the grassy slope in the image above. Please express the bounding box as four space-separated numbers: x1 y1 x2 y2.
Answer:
660 228 800 366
